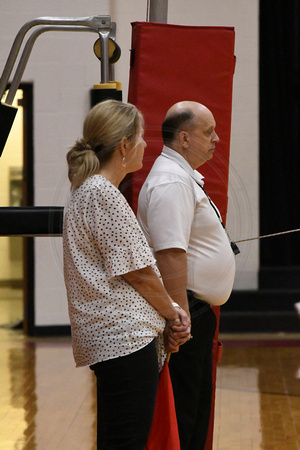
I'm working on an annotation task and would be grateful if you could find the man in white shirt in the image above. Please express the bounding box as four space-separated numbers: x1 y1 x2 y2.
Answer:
138 101 236 450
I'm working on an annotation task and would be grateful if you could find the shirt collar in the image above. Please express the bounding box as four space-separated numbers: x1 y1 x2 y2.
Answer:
161 145 205 186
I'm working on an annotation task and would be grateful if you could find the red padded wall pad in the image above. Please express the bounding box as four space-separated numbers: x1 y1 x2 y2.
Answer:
127 22 235 223
127 22 235 450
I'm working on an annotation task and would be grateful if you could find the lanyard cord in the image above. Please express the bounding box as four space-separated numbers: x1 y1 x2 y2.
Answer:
196 182 241 255
198 184 224 226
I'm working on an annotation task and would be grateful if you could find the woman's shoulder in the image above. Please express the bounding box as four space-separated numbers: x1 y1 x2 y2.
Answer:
78 175 119 199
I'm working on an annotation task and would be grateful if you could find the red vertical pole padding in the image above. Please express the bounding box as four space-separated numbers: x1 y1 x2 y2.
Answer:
127 22 235 449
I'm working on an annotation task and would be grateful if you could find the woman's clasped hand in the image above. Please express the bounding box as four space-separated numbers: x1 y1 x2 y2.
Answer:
163 309 191 353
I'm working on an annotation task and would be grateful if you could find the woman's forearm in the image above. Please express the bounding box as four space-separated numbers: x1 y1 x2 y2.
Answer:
122 265 179 321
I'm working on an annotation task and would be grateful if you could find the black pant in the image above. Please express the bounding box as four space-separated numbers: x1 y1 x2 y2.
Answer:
90 339 159 450
169 301 217 450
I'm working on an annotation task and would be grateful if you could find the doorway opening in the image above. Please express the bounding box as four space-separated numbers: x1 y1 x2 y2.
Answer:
0 83 34 333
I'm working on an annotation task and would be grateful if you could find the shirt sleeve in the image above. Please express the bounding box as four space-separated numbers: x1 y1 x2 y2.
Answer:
147 182 195 252
86 186 156 279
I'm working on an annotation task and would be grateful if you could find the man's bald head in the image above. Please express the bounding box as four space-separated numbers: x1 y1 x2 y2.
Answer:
162 101 213 147
161 101 219 169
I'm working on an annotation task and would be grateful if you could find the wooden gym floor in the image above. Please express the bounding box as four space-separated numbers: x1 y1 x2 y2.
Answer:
1 291 300 449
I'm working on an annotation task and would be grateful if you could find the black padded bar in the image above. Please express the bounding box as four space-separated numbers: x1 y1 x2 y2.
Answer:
0 206 64 236
0 103 18 157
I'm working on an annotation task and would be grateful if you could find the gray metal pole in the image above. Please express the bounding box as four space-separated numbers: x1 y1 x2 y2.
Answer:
149 0 168 23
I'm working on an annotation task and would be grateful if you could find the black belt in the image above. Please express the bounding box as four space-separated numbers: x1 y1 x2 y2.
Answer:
187 290 211 319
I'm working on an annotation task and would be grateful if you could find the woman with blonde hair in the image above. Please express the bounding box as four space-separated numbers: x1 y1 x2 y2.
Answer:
63 99 190 449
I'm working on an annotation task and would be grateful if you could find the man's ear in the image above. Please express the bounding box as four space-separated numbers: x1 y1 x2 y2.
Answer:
179 131 189 148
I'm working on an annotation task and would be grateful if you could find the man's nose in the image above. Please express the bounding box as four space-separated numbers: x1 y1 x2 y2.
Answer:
213 132 220 143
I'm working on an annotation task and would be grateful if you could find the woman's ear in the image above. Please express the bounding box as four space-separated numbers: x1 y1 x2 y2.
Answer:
120 137 128 157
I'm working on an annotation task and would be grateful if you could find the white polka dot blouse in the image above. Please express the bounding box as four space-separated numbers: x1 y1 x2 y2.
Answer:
63 175 166 367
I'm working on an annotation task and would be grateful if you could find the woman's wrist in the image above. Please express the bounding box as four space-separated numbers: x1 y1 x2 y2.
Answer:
165 306 181 323
160 297 183 321
172 302 182 310
165 316 181 326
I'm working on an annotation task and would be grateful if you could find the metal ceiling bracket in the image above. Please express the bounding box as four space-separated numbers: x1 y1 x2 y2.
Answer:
0 16 115 156
0 15 112 100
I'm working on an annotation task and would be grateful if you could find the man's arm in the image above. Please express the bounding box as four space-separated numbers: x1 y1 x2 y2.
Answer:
155 248 190 317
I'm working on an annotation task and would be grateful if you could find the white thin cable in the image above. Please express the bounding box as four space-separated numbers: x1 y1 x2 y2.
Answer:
235 228 300 243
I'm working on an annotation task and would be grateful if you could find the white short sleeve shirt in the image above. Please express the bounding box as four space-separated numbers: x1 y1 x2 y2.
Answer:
63 175 165 367
138 146 236 305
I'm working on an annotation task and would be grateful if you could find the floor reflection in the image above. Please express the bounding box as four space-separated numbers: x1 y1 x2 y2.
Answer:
0 329 96 449
0 327 300 449
214 366 262 448
0 287 23 328
214 337 300 449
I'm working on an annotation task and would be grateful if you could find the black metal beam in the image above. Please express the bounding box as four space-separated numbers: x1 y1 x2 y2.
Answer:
0 207 63 236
